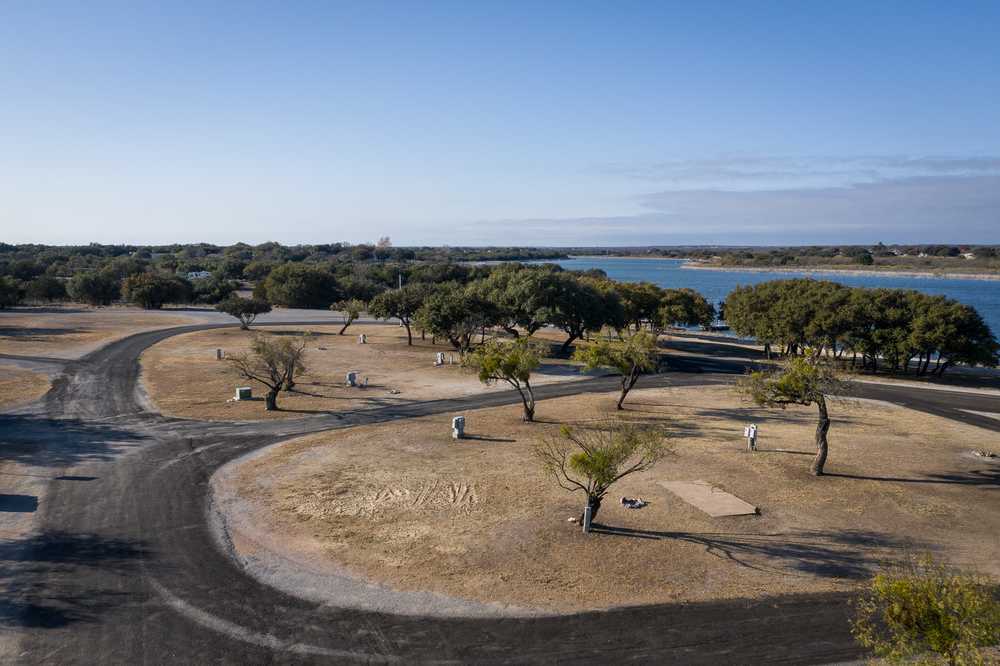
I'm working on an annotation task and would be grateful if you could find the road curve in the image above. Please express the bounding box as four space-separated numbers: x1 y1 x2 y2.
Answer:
3 322 997 664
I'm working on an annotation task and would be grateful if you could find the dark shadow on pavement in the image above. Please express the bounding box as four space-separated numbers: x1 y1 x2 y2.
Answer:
0 531 152 628
0 414 148 467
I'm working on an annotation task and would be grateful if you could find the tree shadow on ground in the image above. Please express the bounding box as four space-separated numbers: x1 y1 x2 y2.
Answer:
0 414 148 468
461 434 517 443
589 526 923 579
0 531 152 628
825 468 999 487
0 326 87 342
661 338 766 361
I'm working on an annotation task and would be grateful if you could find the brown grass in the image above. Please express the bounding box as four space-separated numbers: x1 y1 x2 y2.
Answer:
0 367 50 410
225 385 1000 612
140 324 589 421
0 306 199 359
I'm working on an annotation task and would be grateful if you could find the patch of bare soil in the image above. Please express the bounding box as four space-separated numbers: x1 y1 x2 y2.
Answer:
0 306 200 359
141 325 591 421
218 386 1000 614
0 367 50 410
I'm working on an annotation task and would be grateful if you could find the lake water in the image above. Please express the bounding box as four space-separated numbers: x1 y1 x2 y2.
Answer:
541 257 1000 336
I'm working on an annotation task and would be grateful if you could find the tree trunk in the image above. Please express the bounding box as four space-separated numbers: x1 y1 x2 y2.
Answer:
265 389 278 411
520 382 535 422
559 332 579 355
404 321 413 346
580 495 603 524
812 397 830 476
616 369 639 410
338 321 350 335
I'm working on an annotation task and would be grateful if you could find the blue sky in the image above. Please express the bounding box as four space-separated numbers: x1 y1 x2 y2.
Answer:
2 2 999 246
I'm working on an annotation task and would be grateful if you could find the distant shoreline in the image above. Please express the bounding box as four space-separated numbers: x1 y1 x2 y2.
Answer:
567 254 1000 280
680 262 1000 282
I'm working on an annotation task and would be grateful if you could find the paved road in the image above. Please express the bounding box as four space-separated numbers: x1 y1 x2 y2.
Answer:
2 323 997 664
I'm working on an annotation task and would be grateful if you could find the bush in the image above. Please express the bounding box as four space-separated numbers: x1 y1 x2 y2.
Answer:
853 556 1000 664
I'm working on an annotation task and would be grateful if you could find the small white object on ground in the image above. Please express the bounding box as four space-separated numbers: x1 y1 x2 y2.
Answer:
567 517 577 523
435 352 445 366
659 480 758 517
452 415 465 439
358 334 367 344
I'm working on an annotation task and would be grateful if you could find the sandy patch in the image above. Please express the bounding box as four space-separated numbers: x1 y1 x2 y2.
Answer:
0 367 51 410
141 324 592 421
215 385 1000 614
0 306 201 359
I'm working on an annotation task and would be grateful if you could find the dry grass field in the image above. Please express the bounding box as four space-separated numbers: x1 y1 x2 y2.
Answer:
220 385 1000 613
0 367 51 410
0 306 199 359
141 324 593 421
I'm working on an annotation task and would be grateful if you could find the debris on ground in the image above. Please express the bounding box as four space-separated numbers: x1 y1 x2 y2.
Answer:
620 497 648 509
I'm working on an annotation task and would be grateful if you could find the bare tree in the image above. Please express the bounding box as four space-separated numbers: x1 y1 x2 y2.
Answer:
534 418 668 523
227 335 308 410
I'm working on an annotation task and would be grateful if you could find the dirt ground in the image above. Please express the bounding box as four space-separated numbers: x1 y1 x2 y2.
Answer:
222 385 1000 613
0 306 200 359
141 324 594 421
0 367 51 410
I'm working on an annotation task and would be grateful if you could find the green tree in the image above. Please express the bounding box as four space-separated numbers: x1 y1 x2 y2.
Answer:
573 331 659 409
467 264 553 336
617 281 664 332
853 555 1000 665
368 283 430 345
121 273 192 309
534 418 668 523
67 270 120 306
258 263 340 309
464 337 541 421
415 284 495 352
191 276 238 304
542 273 618 354
216 296 272 330
227 335 309 410
331 298 366 335
658 288 715 330
25 275 67 302
0 276 23 308
736 357 845 476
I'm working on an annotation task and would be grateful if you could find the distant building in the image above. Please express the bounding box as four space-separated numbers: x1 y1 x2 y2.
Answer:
186 270 212 280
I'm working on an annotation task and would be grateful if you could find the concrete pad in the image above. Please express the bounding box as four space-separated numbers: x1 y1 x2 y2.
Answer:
659 480 758 517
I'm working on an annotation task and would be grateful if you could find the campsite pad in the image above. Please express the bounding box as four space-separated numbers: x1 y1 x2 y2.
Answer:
659 480 758 517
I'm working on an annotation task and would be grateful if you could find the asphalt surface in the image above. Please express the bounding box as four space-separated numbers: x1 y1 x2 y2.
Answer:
2 322 998 664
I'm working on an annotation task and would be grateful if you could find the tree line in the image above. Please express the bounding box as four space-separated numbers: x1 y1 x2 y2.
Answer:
725 278 998 376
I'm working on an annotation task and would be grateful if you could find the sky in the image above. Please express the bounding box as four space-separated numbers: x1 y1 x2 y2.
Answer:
2 1 999 247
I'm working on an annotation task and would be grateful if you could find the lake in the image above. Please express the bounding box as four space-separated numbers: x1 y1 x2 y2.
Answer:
539 257 1000 336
